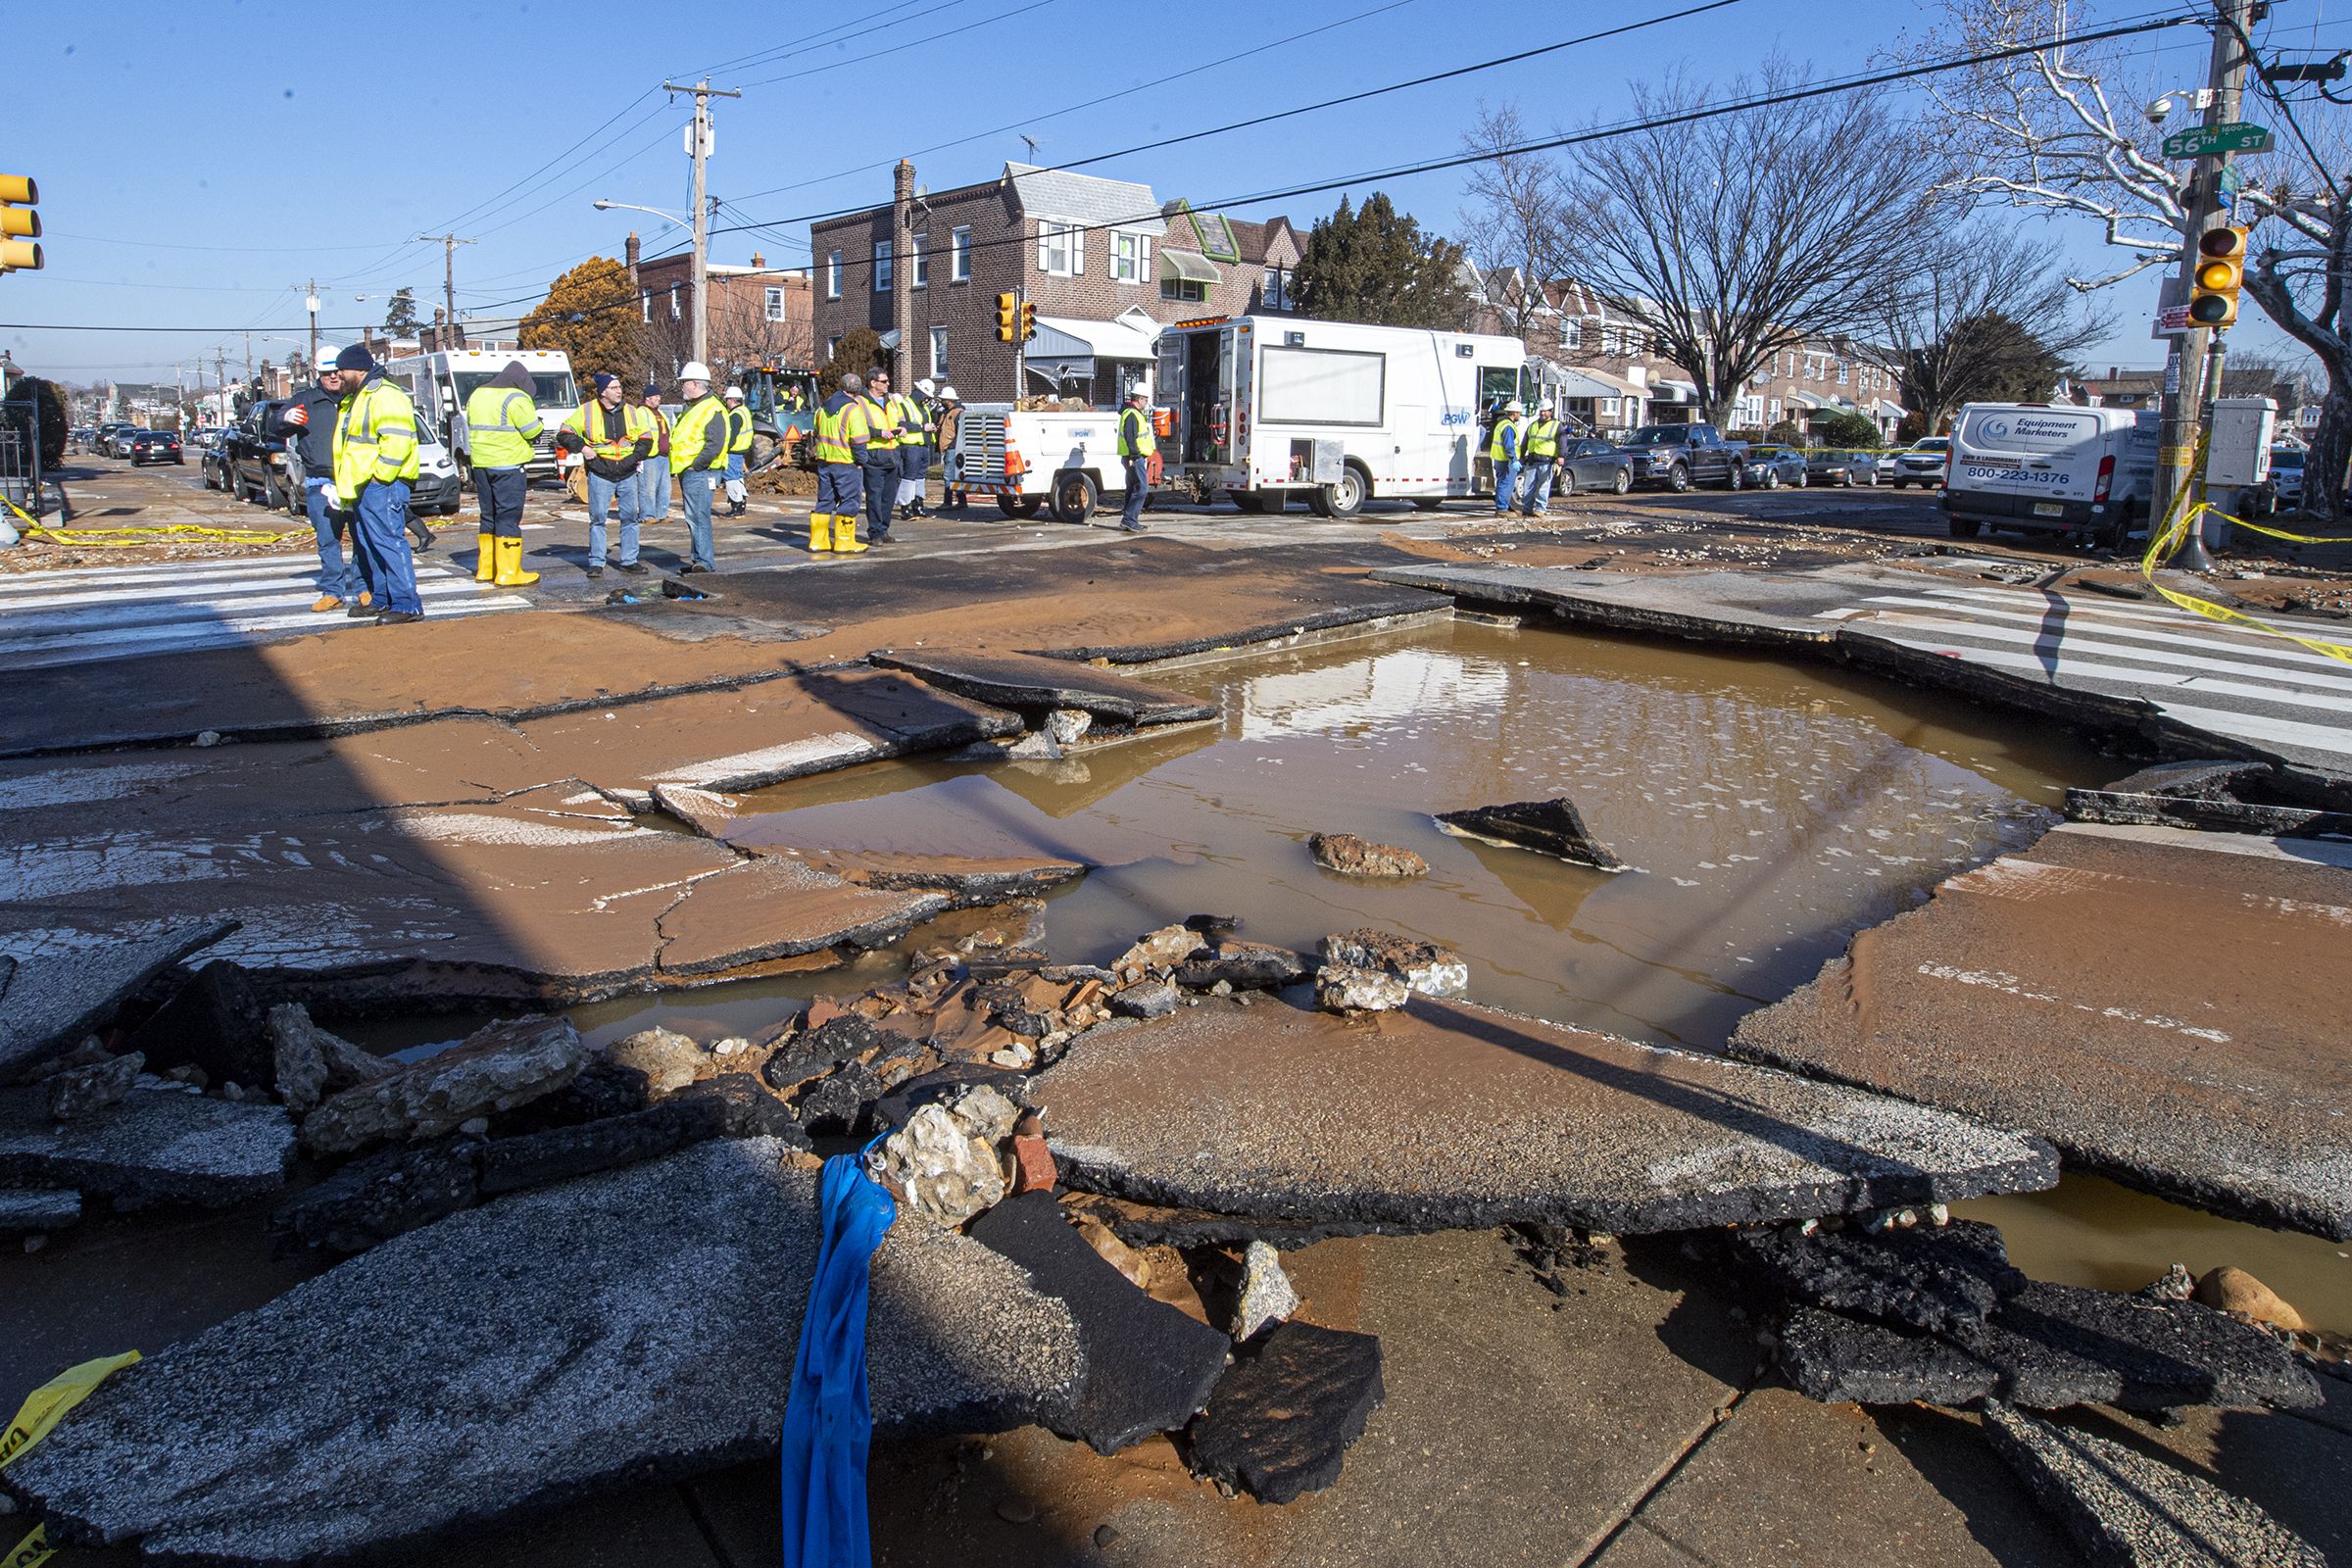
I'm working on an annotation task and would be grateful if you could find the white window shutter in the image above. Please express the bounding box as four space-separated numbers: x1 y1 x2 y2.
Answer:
1138 234 1150 282
1072 225 1084 274
1038 223 1052 271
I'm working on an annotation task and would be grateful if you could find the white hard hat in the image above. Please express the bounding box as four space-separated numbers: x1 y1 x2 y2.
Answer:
1503 401 1525 416
939 385 959 400
316 346 340 368
723 385 745 401
914 377 935 395
679 362 711 383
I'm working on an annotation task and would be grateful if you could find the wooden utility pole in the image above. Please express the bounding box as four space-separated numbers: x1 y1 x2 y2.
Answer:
661 78 742 368
411 236 477 347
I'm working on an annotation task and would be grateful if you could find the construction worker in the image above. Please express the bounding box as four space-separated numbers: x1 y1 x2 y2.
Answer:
1116 387 1154 533
636 384 672 523
936 387 965 511
556 373 654 579
1518 403 1561 516
1488 401 1524 516
275 347 365 612
328 345 425 623
858 367 904 545
721 384 754 517
809 371 872 557
895 377 938 520
668 361 731 573
462 361 545 587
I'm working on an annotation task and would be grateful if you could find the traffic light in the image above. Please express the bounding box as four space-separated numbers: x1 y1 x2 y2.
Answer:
2187 224 2247 328
0 174 40 274
995 291 1018 343
1019 302 1036 342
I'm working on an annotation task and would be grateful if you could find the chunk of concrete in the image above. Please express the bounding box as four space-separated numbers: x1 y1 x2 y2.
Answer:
1112 979 1181 1018
0 1083 292 1207
121 959 271 1089
0 1187 81 1236
45 1052 142 1119
264 1004 394 1098
6 1139 1084 1565
1982 1402 2326 1567
1436 798 1627 872
1318 929 1467 998
603 1026 707 1097
300 1015 589 1156
874 1087 1018 1227
1185 1320 1385 1504
968 1191 1230 1455
1307 833 1428 879
271 1141 481 1256
1113 924 1206 977
476 1074 808 1196
1040 999 2059 1235
0 918 236 1081
1173 939 1308 993
1233 1242 1299 1342
1732 1219 2027 1333
1312 964 1410 1014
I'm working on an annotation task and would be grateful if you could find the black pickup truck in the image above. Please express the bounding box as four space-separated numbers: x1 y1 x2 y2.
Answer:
1619 422 1746 492
223 399 297 512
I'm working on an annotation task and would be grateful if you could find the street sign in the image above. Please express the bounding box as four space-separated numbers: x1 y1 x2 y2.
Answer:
2151 276 2189 338
2162 122 2271 160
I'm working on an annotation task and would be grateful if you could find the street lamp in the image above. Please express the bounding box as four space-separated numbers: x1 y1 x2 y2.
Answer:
593 195 718 367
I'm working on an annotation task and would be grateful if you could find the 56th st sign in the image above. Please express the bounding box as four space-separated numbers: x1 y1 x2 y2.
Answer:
2162 122 2272 160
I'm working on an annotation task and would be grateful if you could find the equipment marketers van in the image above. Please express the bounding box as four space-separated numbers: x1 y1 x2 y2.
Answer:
1153 316 1534 515
1942 403 2156 550
382 349 581 483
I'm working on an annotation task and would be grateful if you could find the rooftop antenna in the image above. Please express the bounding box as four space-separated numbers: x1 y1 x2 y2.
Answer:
1019 133 1040 162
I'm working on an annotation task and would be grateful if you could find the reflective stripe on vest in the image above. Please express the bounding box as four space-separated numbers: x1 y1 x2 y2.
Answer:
464 386 539 468
573 401 649 461
812 396 869 466
1488 420 1520 462
331 378 421 502
1524 417 1559 459
1119 406 1155 459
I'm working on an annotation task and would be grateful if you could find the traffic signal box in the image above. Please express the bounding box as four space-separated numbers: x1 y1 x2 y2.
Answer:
0 174 40 273
995 291 1018 343
1019 302 1036 342
2187 225 2247 329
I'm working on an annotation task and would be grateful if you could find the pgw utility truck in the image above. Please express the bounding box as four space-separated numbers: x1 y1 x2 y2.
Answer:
1152 316 1534 516
384 348 581 483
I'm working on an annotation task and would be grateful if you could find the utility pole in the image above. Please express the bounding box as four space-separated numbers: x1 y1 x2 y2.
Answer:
2152 0 2256 571
661 78 741 368
304 278 321 371
411 235 477 347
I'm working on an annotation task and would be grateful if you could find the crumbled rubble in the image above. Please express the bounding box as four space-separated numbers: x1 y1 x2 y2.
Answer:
264 1005 395 1108
1307 832 1428 879
0 918 237 1082
1233 1241 1300 1341
0 1186 82 1237
298 1015 589 1156
1982 1401 2326 1568
1436 797 1628 872
2063 758 2352 840
1174 938 1308 993
122 959 273 1089
870 1084 1022 1228
1313 964 1410 1014
1185 1320 1386 1503
1318 929 1467 999
44 1051 143 1119
1731 1218 2027 1334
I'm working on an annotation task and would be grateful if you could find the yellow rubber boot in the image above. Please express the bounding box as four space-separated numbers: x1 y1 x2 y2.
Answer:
832 514 867 554
492 536 540 587
473 531 495 583
808 513 833 553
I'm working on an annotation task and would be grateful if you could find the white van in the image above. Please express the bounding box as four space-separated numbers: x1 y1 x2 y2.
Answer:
1943 403 2156 550
382 349 580 481
1153 315 1533 516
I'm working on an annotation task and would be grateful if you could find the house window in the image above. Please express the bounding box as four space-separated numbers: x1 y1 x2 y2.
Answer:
826 334 842 360
1160 276 1207 304
1769 398 1781 421
1261 266 1292 311
1562 318 1583 350
1037 219 1081 276
1111 230 1152 284
763 286 786 322
668 284 680 320
825 250 842 300
641 291 651 322
910 233 928 289
951 225 971 283
930 325 949 377
873 240 893 292
1837 360 1850 384
1648 332 1668 356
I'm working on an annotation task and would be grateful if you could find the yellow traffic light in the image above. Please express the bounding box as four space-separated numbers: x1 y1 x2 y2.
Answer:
2187 225 2246 328
0 173 39 274
1019 302 1036 341
995 291 1018 344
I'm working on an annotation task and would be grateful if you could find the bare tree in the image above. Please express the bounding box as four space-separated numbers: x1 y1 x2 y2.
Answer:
1912 0 2352 516
1558 64 1941 428
1882 220 2110 431
1458 102 1575 354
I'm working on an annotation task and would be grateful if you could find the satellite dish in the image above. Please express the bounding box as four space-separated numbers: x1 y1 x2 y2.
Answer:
877 329 902 350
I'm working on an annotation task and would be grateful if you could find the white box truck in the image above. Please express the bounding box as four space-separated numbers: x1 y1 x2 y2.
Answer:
1152 315 1534 516
1942 402 2157 550
383 349 581 483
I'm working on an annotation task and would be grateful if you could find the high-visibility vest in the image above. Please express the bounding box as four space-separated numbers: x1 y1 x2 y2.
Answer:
1118 405 1155 459
564 400 654 461
812 394 870 466
331 375 421 505
889 393 930 449
861 394 902 453
463 383 542 468
1523 415 1559 460
668 394 731 475
1487 419 1521 462
725 404 754 454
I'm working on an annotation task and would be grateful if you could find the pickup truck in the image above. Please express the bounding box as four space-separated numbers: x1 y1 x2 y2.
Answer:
224 399 296 511
1619 422 1745 492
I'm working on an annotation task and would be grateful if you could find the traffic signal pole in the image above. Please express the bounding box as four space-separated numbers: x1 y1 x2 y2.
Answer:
2153 0 2256 571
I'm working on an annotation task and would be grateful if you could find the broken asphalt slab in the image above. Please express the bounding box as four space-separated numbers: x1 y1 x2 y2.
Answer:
6 1138 1082 1564
0 918 236 1080
1733 822 2352 1239
1435 797 1628 872
1731 1218 2028 1335
0 1083 293 1207
1184 1319 1386 1504
868 648 1216 726
1035 997 2057 1236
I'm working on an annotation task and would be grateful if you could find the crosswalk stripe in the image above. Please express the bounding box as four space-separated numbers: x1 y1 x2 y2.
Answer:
1915 581 2352 640
1854 628 2352 720
0 596 532 669
0 578 513 640
0 563 470 613
1852 597 2352 683
2145 700 2352 760
0 557 322 595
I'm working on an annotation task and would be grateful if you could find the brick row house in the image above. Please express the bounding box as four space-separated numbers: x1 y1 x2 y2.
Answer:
808 162 1299 406
628 234 814 384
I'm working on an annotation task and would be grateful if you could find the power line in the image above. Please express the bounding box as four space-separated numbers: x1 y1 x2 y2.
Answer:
733 0 1060 87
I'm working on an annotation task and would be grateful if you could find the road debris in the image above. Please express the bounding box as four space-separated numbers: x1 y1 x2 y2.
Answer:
1307 832 1429 878
1435 797 1628 872
0 1082 293 1207
1185 1320 1386 1503
0 918 236 1081
297 1015 588 1156
1318 928 1468 998
1233 1241 1300 1341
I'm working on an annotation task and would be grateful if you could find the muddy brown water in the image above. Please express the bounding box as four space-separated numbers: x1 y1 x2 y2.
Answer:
361 619 2350 1332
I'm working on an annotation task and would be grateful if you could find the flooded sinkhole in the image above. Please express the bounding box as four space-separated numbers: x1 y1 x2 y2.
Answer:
357 617 2349 1331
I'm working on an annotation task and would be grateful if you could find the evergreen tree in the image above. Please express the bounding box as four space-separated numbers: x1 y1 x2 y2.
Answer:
519 259 643 384
1291 193 1471 329
816 327 882 398
381 287 421 336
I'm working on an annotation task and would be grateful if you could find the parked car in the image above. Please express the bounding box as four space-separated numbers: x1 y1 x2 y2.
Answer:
225 400 295 509
68 425 95 453
128 428 183 466
1805 449 1879 487
98 423 138 457
1620 422 1746 491
1551 437 1634 496
2266 445 2305 510
1740 443 1809 489
198 431 235 491
1942 403 2154 549
1890 436 1950 488
1875 451 1900 483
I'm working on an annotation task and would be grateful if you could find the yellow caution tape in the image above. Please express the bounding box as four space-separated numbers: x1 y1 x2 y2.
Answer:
1 1351 142 1568
2137 433 2352 665
24 523 305 548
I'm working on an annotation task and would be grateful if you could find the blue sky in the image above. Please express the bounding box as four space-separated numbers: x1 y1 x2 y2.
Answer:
1 0 2331 385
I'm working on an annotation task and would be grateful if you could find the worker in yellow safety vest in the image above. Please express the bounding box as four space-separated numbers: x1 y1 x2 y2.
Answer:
462 361 545 587
1518 406 1560 516
557 373 655 579
666 362 731 573
858 368 905 545
809 370 873 556
329 344 427 622
1117 387 1154 533
894 378 938 521
1487 400 1524 516
721 384 755 517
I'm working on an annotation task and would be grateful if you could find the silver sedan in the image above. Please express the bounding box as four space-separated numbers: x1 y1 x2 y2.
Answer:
1740 444 1810 489
1804 449 1879 487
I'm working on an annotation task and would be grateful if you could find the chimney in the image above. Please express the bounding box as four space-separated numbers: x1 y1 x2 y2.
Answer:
2107 366 2118 380
751 252 764 270
625 230 641 287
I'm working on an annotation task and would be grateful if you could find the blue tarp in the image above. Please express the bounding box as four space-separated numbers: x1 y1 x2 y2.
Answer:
779 1152 898 1568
